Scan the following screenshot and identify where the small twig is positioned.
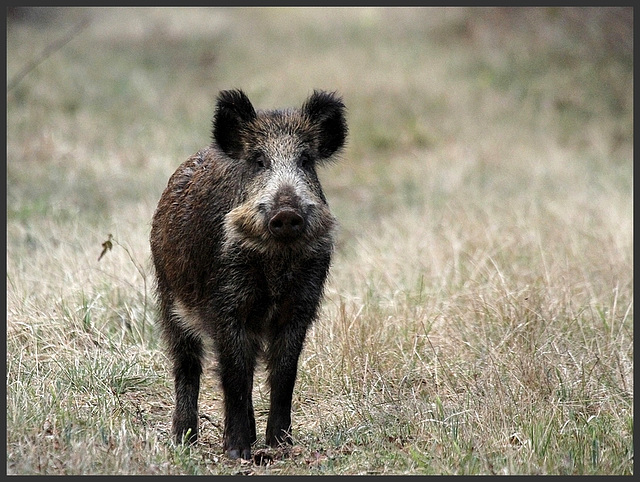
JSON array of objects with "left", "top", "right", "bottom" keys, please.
[
  {"left": 97, "top": 233, "right": 151, "bottom": 339},
  {"left": 8, "top": 15, "right": 91, "bottom": 93},
  {"left": 111, "top": 236, "right": 151, "bottom": 338},
  {"left": 98, "top": 234, "right": 113, "bottom": 262}
]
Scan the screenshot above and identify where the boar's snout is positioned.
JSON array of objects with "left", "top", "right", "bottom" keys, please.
[{"left": 268, "top": 208, "right": 305, "bottom": 240}]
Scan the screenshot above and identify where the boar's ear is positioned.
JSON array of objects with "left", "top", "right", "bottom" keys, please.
[
  {"left": 212, "top": 89, "right": 257, "bottom": 159},
  {"left": 303, "top": 90, "right": 348, "bottom": 160}
]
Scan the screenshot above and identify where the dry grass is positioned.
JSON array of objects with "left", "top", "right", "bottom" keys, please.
[{"left": 6, "top": 7, "right": 632, "bottom": 475}]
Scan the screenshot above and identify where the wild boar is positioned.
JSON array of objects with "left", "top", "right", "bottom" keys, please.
[{"left": 150, "top": 89, "right": 347, "bottom": 460}]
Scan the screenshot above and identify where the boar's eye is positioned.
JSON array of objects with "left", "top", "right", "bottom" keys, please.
[
  {"left": 252, "top": 152, "right": 269, "bottom": 169},
  {"left": 299, "top": 150, "right": 313, "bottom": 168}
]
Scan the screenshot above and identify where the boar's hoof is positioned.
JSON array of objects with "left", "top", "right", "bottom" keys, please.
[
  {"left": 268, "top": 209, "right": 304, "bottom": 240},
  {"left": 227, "top": 447, "right": 252, "bottom": 461}
]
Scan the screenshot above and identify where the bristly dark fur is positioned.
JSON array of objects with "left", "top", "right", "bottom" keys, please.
[
  {"left": 302, "top": 90, "right": 348, "bottom": 159},
  {"left": 212, "top": 89, "right": 257, "bottom": 160},
  {"left": 150, "top": 89, "right": 347, "bottom": 461}
]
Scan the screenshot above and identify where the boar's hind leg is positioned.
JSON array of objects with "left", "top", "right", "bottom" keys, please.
[{"left": 167, "top": 324, "right": 204, "bottom": 445}]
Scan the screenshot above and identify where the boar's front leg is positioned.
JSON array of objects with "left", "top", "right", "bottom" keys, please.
[
  {"left": 215, "top": 322, "right": 258, "bottom": 460},
  {"left": 265, "top": 295, "right": 320, "bottom": 447},
  {"left": 265, "top": 335, "right": 304, "bottom": 446},
  {"left": 265, "top": 259, "right": 330, "bottom": 447}
]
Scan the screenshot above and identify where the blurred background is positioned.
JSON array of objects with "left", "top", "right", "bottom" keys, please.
[
  {"left": 6, "top": 7, "right": 633, "bottom": 475},
  {"left": 7, "top": 7, "right": 632, "bottom": 234},
  {"left": 7, "top": 6, "right": 632, "bottom": 309}
]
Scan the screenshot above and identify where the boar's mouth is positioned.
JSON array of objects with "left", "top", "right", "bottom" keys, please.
[{"left": 222, "top": 202, "right": 335, "bottom": 256}]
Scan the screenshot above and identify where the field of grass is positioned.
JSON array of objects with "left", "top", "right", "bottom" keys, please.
[{"left": 6, "top": 7, "right": 633, "bottom": 475}]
